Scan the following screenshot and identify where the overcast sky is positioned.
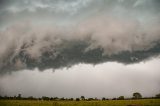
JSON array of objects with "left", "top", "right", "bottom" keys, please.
[{"left": 0, "top": 0, "right": 160, "bottom": 98}]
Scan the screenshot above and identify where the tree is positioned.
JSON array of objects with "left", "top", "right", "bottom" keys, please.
[
  {"left": 155, "top": 93, "right": 160, "bottom": 98},
  {"left": 17, "top": 94, "right": 22, "bottom": 100},
  {"left": 81, "top": 96, "right": 85, "bottom": 100},
  {"left": 53, "top": 97, "right": 59, "bottom": 100},
  {"left": 112, "top": 98, "right": 117, "bottom": 100},
  {"left": 60, "top": 97, "right": 65, "bottom": 100},
  {"left": 133, "top": 92, "right": 142, "bottom": 99},
  {"left": 87, "top": 98, "right": 94, "bottom": 101},
  {"left": 76, "top": 98, "right": 80, "bottom": 101},
  {"left": 42, "top": 96, "right": 50, "bottom": 100},
  {"left": 102, "top": 97, "right": 106, "bottom": 100},
  {"left": 69, "top": 98, "right": 74, "bottom": 101},
  {"left": 118, "top": 96, "right": 124, "bottom": 100}
]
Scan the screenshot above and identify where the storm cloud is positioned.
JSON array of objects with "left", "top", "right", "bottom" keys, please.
[{"left": 0, "top": 0, "right": 160, "bottom": 74}]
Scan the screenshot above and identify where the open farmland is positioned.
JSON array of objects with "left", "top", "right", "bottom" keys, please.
[{"left": 0, "top": 99, "right": 160, "bottom": 106}]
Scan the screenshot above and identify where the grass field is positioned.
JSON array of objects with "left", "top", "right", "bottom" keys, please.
[{"left": 0, "top": 99, "right": 160, "bottom": 106}]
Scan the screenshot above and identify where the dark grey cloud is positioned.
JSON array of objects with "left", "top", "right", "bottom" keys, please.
[
  {"left": 0, "top": 0, "right": 160, "bottom": 74},
  {"left": 0, "top": 23, "right": 160, "bottom": 74}
]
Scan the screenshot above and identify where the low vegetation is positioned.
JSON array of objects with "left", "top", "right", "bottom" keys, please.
[
  {"left": 0, "top": 99, "right": 160, "bottom": 106},
  {"left": 0, "top": 92, "right": 160, "bottom": 106}
]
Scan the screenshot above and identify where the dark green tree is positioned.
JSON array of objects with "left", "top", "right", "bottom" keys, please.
[
  {"left": 17, "top": 94, "right": 22, "bottom": 100},
  {"left": 53, "top": 97, "right": 59, "bottom": 100},
  {"left": 102, "top": 97, "right": 106, "bottom": 100},
  {"left": 81, "top": 96, "right": 85, "bottom": 100},
  {"left": 133, "top": 92, "right": 142, "bottom": 99},
  {"left": 76, "top": 98, "right": 80, "bottom": 101},
  {"left": 155, "top": 93, "right": 160, "bottom": 98},
  {"left": 60, "top": 97, "right": 65, "bottom": 100},
  {"left": 118, "top": 96, "right": 124, "bottom": 100},
  {"left": 42, "top": 96, "right": 50, "bottom": 100},
  {"left": 88, "top": 98, "right": 94, "bottom": 101},
  {"left": 69, "top": 98, "right": 74, "bottom": 101}
]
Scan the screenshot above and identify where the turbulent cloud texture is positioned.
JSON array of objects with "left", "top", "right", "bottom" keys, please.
[{"left": 0, "top": 0, "right": 160, "bottom": 74}]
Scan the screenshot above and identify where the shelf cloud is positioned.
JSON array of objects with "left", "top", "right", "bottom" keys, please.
[{"left": 0, "top": 0, "right": 160, "bottom": 74}]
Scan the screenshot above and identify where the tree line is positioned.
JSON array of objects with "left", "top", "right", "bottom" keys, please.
[{"left": 0, "top": 92, "right": 160, "bottom": 101}]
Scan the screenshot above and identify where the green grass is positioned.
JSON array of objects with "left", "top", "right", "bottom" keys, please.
[{"left": 0, "top": 99, "right": 160, "bottom": 106}]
